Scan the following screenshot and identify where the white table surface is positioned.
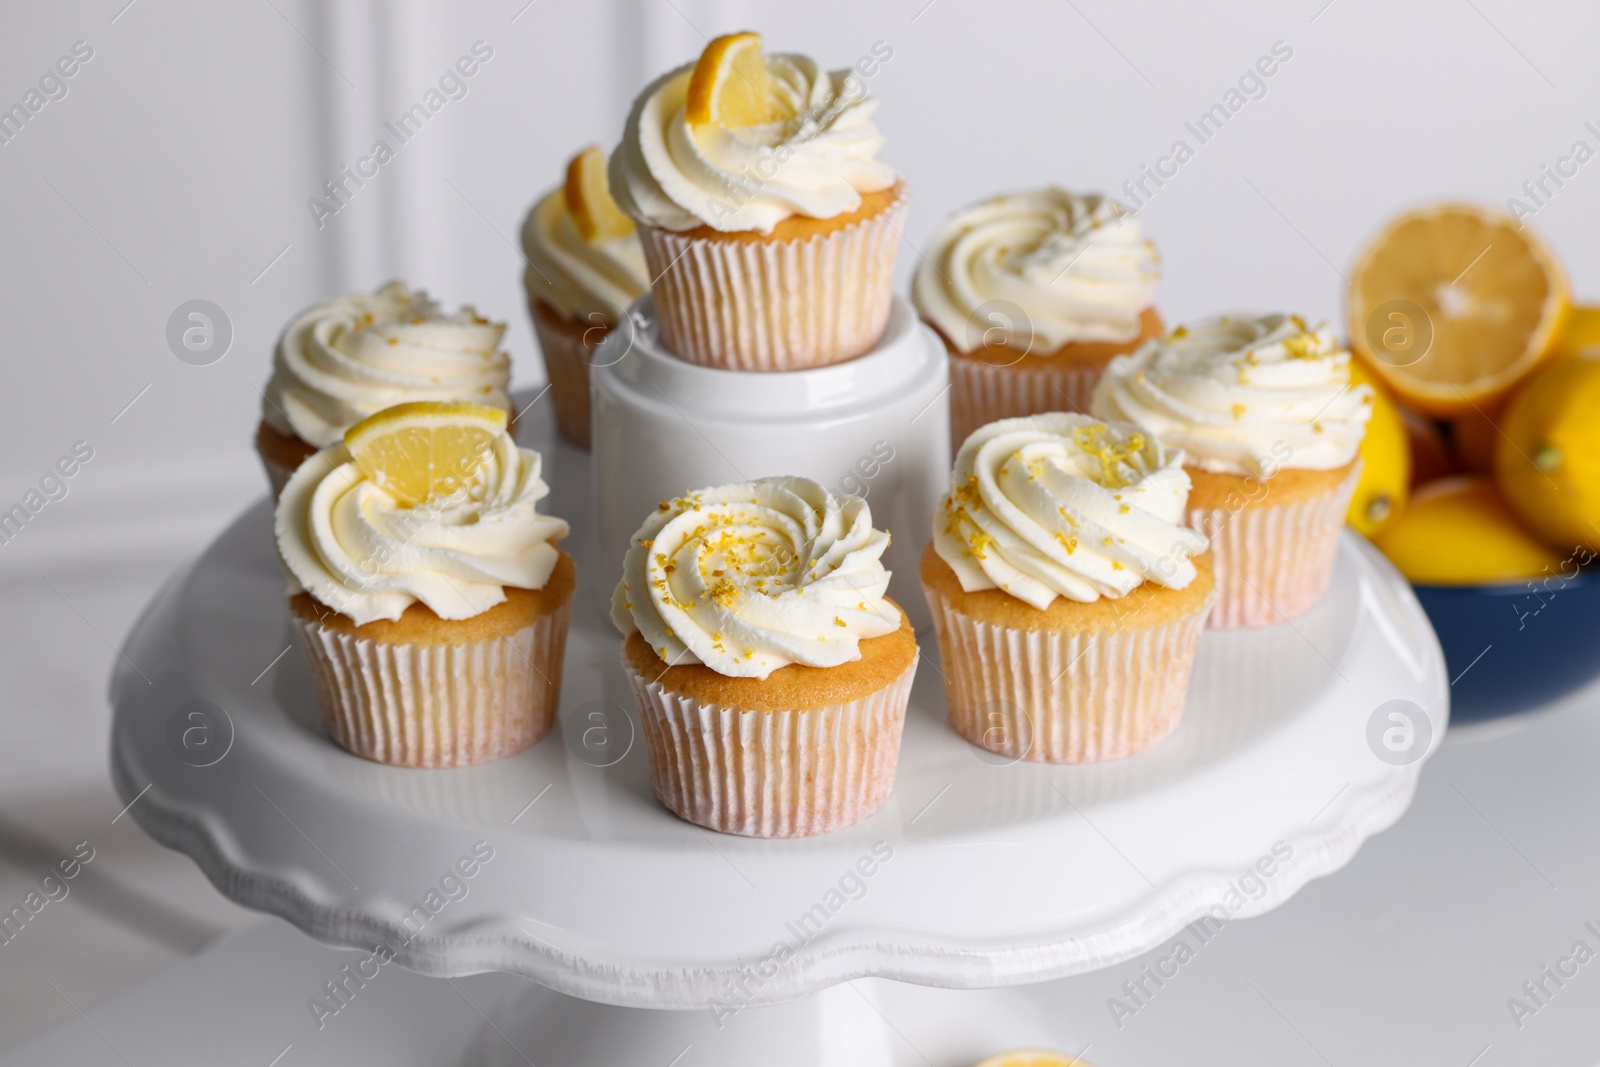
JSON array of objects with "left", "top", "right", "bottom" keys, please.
[{"left": 8, "top": 676, "right": 1598, "bottom": 1066}]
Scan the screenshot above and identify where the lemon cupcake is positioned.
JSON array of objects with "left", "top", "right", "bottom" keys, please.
[
  {"left": 608, "top": 32, "right": 906, "bottom": 372},
  {"left": 258, "top": 281, "right": 513, "bottom": 497},
  {"left": 521, "top": 146, "right": 649, "bottom": 448},
  {"left": 1093, "top": 315, "right": 1371, "bottom": 628},
  {"left": 923, "top": 414, "right": 1214, "bottom": 763},
  {"left": 275, "top": 402, "right": 572, "bottom": 768},
  {"left": 913, "top": 188, "right": 1162, "bottom": 446},
  {"left": 612, "top": 476, "right": 918, "bottom": 837}
]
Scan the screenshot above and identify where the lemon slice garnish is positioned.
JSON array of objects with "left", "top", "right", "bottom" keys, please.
[
  {"left": 563, "top": 145, "right": 634, "bottom": 242},
  {"left": 343, "top": 401, "right": 507, "bottom": 508},
  {"left": 684, "top": 31, "right": 792, "bottom": 128}
]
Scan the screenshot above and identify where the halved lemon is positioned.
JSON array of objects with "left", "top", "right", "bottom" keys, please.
[
  {"left": 1347, "top": 203, "right": 1569, "bottom": 416},
  {"left": 684, "top": 31, "right": 792, "bottom": 127},
  {"left": 564, "top": 145, "right": 634, "bottom": 242},
  {"left": 343, "top": 401, "right": 507, "bottom": 507},
  {"left": 974, "top": 1051, "right": 1093, "bottom": 1067}
]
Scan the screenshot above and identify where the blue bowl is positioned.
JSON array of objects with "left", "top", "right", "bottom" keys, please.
[{"left": 1412, "top": 566, "right": 1600, "bottom": 722}]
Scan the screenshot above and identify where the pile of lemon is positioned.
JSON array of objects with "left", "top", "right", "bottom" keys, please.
[{"left": 1344, "top": 203, "right": 1600, "bottom": 584}]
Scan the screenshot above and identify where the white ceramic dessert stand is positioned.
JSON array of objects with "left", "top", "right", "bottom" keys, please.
[
  {"left": 591, "top": 296, "right": 950, "bottom": 629},
  {"left": 107, "top": 399, "right": 1447, "bottom": 1060}
]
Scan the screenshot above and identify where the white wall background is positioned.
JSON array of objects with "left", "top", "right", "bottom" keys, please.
[{"left": 3, "top": 0, "right": 1599, "bottom": 784}]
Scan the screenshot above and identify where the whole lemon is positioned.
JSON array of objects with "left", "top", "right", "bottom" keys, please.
[
  {"left": 1494, "top": 351, "right": 1600, "bottom": 553},
  {"left": 1554, "top": 305, "right": 1600, "bottom": 356},
  {"left": 1346, "top": 359, "right": 1411, "bottom": 537},
  {"left": 1374, "top": 476, "right": 1562, "bottom": 584}
]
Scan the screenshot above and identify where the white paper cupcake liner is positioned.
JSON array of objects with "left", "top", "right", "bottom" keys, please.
[
  {"left": 636, "top": 189, "right": 908, "bottom": 372},
  {"left": 624, "top": 657, "right": 917, "bottom": 837},
  {"left": 948, "top": 355, "right": 1104, "bottom": 451},
  {"left": 293, "top": 601, "right": 571, "bottom": 768},
  {"left": 1186, "top": 463, "right": 1361, "bottom": 630},
  {"left": 527, "top": 297, "right": 601, "bottom": 449},
  {"left": 925, "top": 586, "right": 1213, "bottom": 763}
]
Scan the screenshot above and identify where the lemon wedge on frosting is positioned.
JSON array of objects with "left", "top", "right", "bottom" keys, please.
[
  {"left": 563, "top": 145, "right": 634, "bottom": 242},
  {"left": 343, "top": 400, "right": 507, "bottom": 508},
  {"left": 685, "top": 31, "right": 792, "bottom": 127}
]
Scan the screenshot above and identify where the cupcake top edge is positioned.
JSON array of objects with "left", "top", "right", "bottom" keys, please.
[
  {"left": 611, "top": 475, "right": 900, "bottom": 680},
  {"left": 1091, "top": 313, "right": 1374, "bottom": 478},
  {"left": 608, "top": 35, "right": 898, "bottom": 236},
  {"left": 274, "top": 413, "right": 569, "bottom": 627},
  {"left": 263, "top": 280, "right": 513, "bottom": 449},
  {"left": 912, "top": 187, "right": 1160, "bottom": 353},
  {"left": 521, "top": 146, "right": 649, "bottom": 325},
  {"left": 934, "top": 413, "right": 1208, "bottom": 610}
]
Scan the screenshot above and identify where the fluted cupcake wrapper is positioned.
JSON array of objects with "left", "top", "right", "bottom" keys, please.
[
  {"left": 624, "top": 658, "right": 917, "bottom": 838},
  {"left": 292, "top": 602, "right": 571, "bottom": 768},
  {"left": 527, "top": 296, "right": 602, "bottom": 449},
  {"left": 1187, "top": 462, "right": 1361, "bottom": 630},
  {"left": 948, "top": 355, "right": 1105, "bottom": 452},
  {"left": 635, "top": 189, "right": 907, "bottom": 372},
  {"left": 925, "top": 587, "right": 1214, "bottom": 764}
]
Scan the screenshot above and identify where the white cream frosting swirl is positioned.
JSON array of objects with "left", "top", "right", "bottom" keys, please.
[
  {"left": 263, "top": 281, "right": 512, "bottom": 448},
  {"left": 521, "top": 189, "right": 649, "bottom": 324},
  {"left": 934, "top": 414, "right": 1206, "bottom": 609},
  {"left": 913, "top": 188, "right": 1159, "bottom": 351},
  {"left": 611, "top": 477, "right": 899, "bottom": 679},
  {"left": 1092, "top": 314, "right": 1373, "bottom": 478},
  {"left": 275, "top": 433, "right": 568, "bottom": 626},
  {"left": 609, "top": 56, "right": 897, "bottom": 234}
]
